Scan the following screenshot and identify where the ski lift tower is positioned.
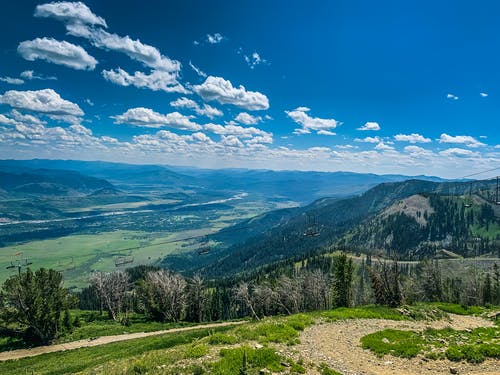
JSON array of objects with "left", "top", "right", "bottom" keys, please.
[{"left": 6, "top": 258, "right": 33, "bottom": 276}]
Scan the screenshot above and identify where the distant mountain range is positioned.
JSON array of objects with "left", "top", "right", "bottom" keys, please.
[
  {"left": 0, "top": 169, "right": 113, "bottom": 196},
  {"left": 0, "top": 159, "right": 447, "bottom": 203}
]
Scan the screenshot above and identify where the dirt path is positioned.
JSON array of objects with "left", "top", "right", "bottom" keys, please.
[
  {"left": 289, "top": 314, "right": 498, "bottom": 375},
  {"left": 0, "top": 320, "right": 247, "bottom": 362}
]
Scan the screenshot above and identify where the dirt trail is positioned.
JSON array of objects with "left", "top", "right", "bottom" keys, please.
[
  {"left": 290, "top": 314, "right": 498, "bottom": 375},
  {"left": 0, "top": 320, "right": 246, "bottom": 362}
]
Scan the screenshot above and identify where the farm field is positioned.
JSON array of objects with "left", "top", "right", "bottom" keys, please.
[{"left": 0, "top": 229, "right": 209, "bottom": 289}]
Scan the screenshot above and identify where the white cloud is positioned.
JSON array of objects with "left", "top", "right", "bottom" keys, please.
[
  {"left": 394, "top": 133, "right": 431, "bottom": 143},
  {"left": 317, "top": 130, "right": 336, "bottom": 136},
  {"left": 102, "top": 68, "right": 187, "bottom": 93},
  {"left": 38, "top": 2, "right": 180, "bottom": 75},
  {"left": 439, "top": 148, "right": 479, "bottom": 157},
  {"left": 0, "top": 77, "right": 24, "bottom": 85},
  {"left": 244, "top": 52, "right": 266, "bottom": 69},
  {"left": 235, "top": 112, "right": 262, "bottom": 125},
  {"left": 170, "top": 97, "right": 223, "bottom": 119},
  {"left": 10, "top": 110, "right": 46, "bottom": 125},
  {"left": 438, "top": 133, "right": 485, "bottom": 148},
  {"left": 204, "top": 123, "right": 272, "bottom": 141},
  {"left": 189, "top": 61, "right": 207, "bottom": 78},
  {"left": 0, "top": 114, "right": 18, "bottom": 126},
  {"left": 80, "top": 29, "right": 180, "bottom": 72},
  {"left": 404, "top": 145, "right": 432, "bottom": 156},
  {"left": 18, "top": 38, "right": 97, "bottom": 70},
  {"left": 374, "top": 142, "right": 394, "bottom": 151},
  {"left": 480, "top": 92, "right": 488, "bottom": 97},
  {"left": 354, "top": 136, "right": 381, "bottom": 143},
  {"left": 221, "top": 135, "right": 244, "bottom": 148},
  {"left": 113, "top": 107, "right": 202, "bottom": 131},
  {"left": 20, "top": 70, "right": 57, "bottom": 81},
  {"left": 206, "top": 33, "right": 224, "bottom": 44},
  {"left": 357, "top": 121, "right": 380, "bottom": 131},
  {"left": 0, "top": 89, "right": 83, "bottom": 116},
  {"left": 35, "top": 1, "right": 107, "bottom": 27},
  {"left": 285, "top": 107, "right": 340, "bottom": 135},
  {"left": 447, "top": 93, "right": 459, "bottom": 100},
  {"left": 85, "top": 98, "right": 94, "bottom": 106},
  {"left": 193, "top": 76, "right": 269, "bottom": 111}
]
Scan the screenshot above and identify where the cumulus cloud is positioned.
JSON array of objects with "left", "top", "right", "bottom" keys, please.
[
  {"left": 10, "top": 110, "right": 46, "bottom": 125},
  {"left": 480, "top": 92, "right": 488, "bottom": 97},
  {"left": 204, "top": 123, "right": 272, "bottom": 141},
  {"left": 170, "top": 97, "right": 223, "bottom": 119},
  {"left": 234, "top": 112, "right": 262, "bottom": 125},
  {"left": 0, "top": 77, "right": 24, "bottom": 85},
  {"left": 357, "top": 121, "right": 380, "bottom": 131},
  {"left": 439, "top": 148, "right": 479, "bottom": 157},
  {"left": 35, "top": 1, "right": 107, "bottom": 27},
  {"left": 20, "top": 70, "right": 57, "bottom": 81},
  {"left": 18, "top": 38, "right": 97, "bottom": 70},
  {"left": 374, "top": 142, "right": 394, "bottom": 151},
  {"left": 189, "top": 61, "right": 207, "bottom": 78},
  {"left": 317, "top": 130, "right": 336, "bottom": 136},
  {"left": 285, "top": 107, "right": 340, "bottom": 135},
  {"left": 102, "top": 68, "right": 187, "bottom": 93},
  {"left": 36, "top": 1, "right": 182, "bottom": 88},
  {"left": 193, "top": 76, "right": 269, "bottom": 111},
  {"left": 206, "top": 33, "right": 224, "bottom": 44},
  {"left": 447, "top": 93, "right": 459, "bottom": 100},
  {"left": 0, "top": 89, "right": 83, "bottom": 116},
  {"left": 438, "top": 133, "right": 485, "bottom": 148},
  {"left": 113, "top": 107, "right": 202, "bottom": 131},
  {"left": 221, "top": 135, "right": 244, "bottom": 148},
  {"left": 404, "top": 145, "right": 432, "bottom": 156},
  {"left": 354, "top": 136, "right": 381, "bottom": 143},
  {"left": 80, "top": 29, "right": 180, "bottom": 72},
  {"left": 394, "top": 133, "right": 431, "bottom": 143}
]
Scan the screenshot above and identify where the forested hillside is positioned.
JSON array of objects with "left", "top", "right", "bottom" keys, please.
[
  {"left": 340, "top": 193, "right": 500, "bottom": 258},
  {"left": 161, "top": 179, "right": 500, "bottom": 276}
]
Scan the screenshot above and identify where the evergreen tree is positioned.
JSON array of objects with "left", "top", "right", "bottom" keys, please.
[{"left": 0, "top": 268, "right": 73, "bottom": 344}]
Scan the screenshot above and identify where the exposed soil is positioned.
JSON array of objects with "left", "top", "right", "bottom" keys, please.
[{"left": 286, "top": 314, "right": 498, "bottom": 375}]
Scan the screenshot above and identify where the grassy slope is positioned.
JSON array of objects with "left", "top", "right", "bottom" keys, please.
[{"left": 0, "top": 304, "right": 457, "bottom": 375}]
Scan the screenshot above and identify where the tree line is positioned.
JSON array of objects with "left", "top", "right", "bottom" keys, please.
[{"left": 1, "top": 253, "right": 499, "bottom": 345}]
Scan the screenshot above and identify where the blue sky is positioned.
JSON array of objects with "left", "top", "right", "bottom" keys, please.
[{"left": 0, "top": 0, "right": 499, "bottom": 178}]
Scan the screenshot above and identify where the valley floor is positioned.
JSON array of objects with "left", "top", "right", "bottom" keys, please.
[{"left": 290, "top": 314, "right": 498, "bottom": 374}]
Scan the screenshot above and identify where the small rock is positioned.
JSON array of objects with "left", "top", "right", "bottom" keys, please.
[
  {"left": 384, "top": 361, "right": 393, "bottom": 365},
  {"left": 259, "top": 369, "right": 271, "bottom": 375},
  {"left": 280, "top": 361, "right": 291, "bottom": 367},
  {"left": 382, "top": 338, "right": 390, "bottom": 344},
  {"left": 255, "top": 343, "right": 264, "bottom": 349},
  {"left": 450, "top": 367, "right": 458, "bottom": 374}
]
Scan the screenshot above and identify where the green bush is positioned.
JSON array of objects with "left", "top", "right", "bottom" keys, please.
[
  {"left": 361, "top": 329, "right": 425, "bottom": 358},
  {"left": 208, "top": 333, "right": 238, "bottom": 345},
  {"left": 210, "top": 346, "right": 283, "bottom": 374},
  {"left": 185, "top": 344, "right": 209, "bottom": 358}
]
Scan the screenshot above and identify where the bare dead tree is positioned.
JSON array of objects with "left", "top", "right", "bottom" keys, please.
[
  {"left": 233, "top": 282, "right": 260, "bottom": 320},
  {"left": 301, "top": 269, "right": 331, "bottom": 311},
  {"left": 252, "top": 283, "right": 276, "bottom": 317},
  {"left": 186, "top": 274, "right": 207, "bottom": 322},
  {"left": 141, "top": 270, "right": 187, "bottom": 322},
  {"left": 275, "top": 276, "right": 303, "bottom": 314},
  {"left": 91, "top": 270, "right": 130, "bottom": 321}
]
